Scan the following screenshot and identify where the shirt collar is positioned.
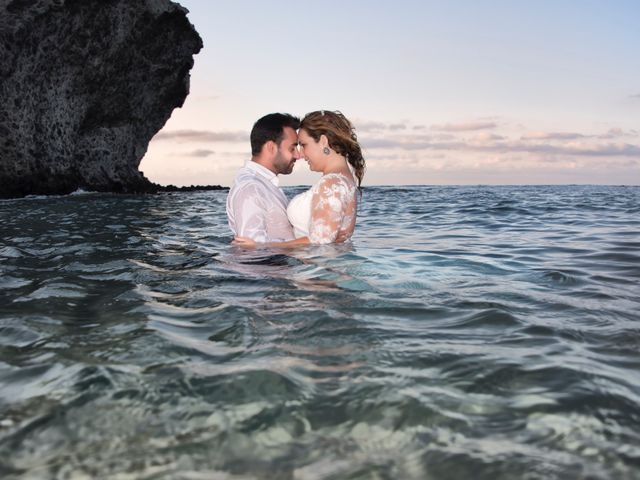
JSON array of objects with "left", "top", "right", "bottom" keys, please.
[{"left": 246, "top": 160, "right": 279, "bottom": 187}]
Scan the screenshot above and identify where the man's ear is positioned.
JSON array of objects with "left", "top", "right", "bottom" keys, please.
[{"left": 264, "top": 140, "right": 277, "bottom": 157}]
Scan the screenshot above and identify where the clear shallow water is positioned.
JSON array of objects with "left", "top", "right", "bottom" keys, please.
[{"left": 1, "top": 185, "right": 639, "bottom": 479}]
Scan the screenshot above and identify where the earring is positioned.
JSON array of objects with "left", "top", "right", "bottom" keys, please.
[{"left": 323, "top": 147, "right": 330, "bottom": 155}]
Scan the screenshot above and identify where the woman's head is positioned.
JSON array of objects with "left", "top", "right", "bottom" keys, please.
[{"left": 299, "top": 110, "right": 365, "bottom": 188}]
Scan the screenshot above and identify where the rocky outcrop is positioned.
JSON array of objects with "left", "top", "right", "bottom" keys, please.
[{"left": 0, "top": 0, "right": 202, "bottom": 198}]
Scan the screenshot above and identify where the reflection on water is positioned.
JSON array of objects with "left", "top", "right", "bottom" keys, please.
[{"left": 1, "top": 186, "right": 639, "bottom": 479}]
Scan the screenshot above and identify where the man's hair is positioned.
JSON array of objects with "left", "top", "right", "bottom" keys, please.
[{"left": 250, "top": 113, "right": 300, "bottom": 156}]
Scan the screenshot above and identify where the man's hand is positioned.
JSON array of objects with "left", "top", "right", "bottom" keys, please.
[{"left": 233, "top": 236, "right": 258, "bottom": 248}]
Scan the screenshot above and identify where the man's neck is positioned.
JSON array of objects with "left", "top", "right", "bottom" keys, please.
[{"left": 251, "top": 156, "right": 277, "bottom": 175}]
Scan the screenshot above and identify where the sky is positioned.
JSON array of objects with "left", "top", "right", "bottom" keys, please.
[{"left": 140, "top": 1, "right": 640, "bottom": 187}]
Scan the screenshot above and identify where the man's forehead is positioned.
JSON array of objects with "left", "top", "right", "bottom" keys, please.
[{"left": 283, "top": 127, "right": 298, "bottom": 142}]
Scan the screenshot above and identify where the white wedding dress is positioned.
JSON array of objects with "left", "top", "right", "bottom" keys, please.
[{"left": 287, "top": 173, "right": 357, "bottom": 244}]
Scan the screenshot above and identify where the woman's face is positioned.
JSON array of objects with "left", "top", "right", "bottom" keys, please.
[{"left": 298, "top": 129, "right": 325, "bottom": 172}]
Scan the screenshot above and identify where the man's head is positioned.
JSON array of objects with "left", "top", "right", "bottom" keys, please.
[{"left": 250, "top": 113, "right": 301, "bottom": 175}]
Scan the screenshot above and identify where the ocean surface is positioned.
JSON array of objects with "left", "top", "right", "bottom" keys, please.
[{"left": 1, "top": 185, "right": 639, "bottom": 479}]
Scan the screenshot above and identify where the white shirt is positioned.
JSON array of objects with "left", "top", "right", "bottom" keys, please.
[{"left": 226, "top": 161, "right": 295, "bottom": 242}]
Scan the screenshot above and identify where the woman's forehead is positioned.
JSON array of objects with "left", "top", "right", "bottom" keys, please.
[{"left": 298, "top": 129, "right": 312, "bottom": 140}]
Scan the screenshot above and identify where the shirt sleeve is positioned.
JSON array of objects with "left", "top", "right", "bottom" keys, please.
[
  {"left": 230, "top": 184, "right": 269, "bottom": 242},
  {"left": 309, "top": 175, "right": 349, "bottom": 244}
]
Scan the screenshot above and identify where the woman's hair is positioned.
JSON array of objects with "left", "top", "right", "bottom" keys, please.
[{"left": 300, "top": 110, "right": 365, "bottom": 189}]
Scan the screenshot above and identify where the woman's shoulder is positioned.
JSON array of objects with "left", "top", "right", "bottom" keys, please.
[
  {"left": 311, "top": 173, "right": 357, "bottom": 204},
  {"left": 316, "top": 172, "right": 356, "bottom": 189}
]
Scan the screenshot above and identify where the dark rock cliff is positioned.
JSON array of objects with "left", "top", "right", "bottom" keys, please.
[{"left": 0, "top": 0, "right": 203, "bottom": 198}]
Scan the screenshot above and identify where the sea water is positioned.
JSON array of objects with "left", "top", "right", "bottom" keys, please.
[{"left": 0, "top": 185, "right": 639, "bottom": 479}]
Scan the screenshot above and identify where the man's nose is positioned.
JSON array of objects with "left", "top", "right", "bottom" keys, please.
[{"left": 294, "top": 146, "right": 302, "bottom": 159}]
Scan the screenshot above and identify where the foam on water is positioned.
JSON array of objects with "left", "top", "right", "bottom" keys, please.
[{"left": 0, "top": 186, "right": 639, "bottom": 479}]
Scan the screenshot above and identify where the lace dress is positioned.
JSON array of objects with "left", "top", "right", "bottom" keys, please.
[{"left": 287, "top": 173, "right": 357, "bottom": 244}]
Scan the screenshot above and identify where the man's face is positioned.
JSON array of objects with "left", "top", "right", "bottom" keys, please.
[{"left": 272, "top": 127, "right": 300, "bottom": 175}]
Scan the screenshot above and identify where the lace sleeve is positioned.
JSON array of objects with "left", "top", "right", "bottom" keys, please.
[{"left": 309, "top": 175, "right": 349, "bottom": 244}]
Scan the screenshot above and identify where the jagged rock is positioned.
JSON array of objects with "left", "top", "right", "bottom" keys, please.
[{"left": 0, "top": 0, "right": 202, "bottom": 198}]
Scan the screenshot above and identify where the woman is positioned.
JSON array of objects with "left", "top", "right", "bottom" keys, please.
[{"left": 234, "top": 110, "right": 365, "bottom": 248}]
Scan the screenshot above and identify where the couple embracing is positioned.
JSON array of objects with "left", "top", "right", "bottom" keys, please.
[{"left": 227, "top": 111, "right": 365, "bottom": 248}]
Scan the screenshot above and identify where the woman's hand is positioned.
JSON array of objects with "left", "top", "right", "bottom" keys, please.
[{"left": 233, "top": 236, "right": 257, "bottom": 248}]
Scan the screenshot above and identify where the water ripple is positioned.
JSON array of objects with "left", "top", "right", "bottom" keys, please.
[{"left": 0, "top": 187, "right": 639, "bottom": 478}]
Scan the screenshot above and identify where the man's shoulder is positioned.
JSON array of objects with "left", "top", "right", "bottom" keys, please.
[
  {"left": 228, "top": 173, "right": 267, "bottom": 208},
  {"left": 232, "top": 164, "right": 253, "bottom": 180},
  {"left": 232, "top": 171, "right": 266, "bottom": 194},
  {"left": 233, "top": 165, "right": 268, "bottom": 186}
]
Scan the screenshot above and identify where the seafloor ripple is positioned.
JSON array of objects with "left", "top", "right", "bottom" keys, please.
[{"left": 0, "top": 186, "right": 639, "bottom": 479}]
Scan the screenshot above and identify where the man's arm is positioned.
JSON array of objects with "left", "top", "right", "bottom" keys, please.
[{"left": 228, "top": 184, "right": 269, "bottom": 242}]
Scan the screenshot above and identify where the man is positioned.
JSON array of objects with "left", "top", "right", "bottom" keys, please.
[{"left": 226, "top": 113, "right": 301, "bottom": 242}]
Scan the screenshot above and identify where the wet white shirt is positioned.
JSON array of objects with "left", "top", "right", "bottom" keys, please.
[{"left": 226, "top": 161, "right": 295, "bottom": 242}]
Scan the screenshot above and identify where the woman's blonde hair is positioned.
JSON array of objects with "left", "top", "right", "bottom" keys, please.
[{"left": 300, "top": 110, "right": 365, "bottom": 189}]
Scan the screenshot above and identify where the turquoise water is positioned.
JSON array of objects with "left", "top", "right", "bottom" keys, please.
[{"left": 1, "top": 186, "right": 639, "bottom": 479}]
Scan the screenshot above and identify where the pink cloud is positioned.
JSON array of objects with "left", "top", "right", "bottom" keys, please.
[
  {"left": 153, "top": 130, "right": 247, "bottom": 143},
  {"left": 521, "top": 131, "right": 585, "bottom": 140},
  {"left": 431, "top": 121, "right": 497, "bottom": 132}
]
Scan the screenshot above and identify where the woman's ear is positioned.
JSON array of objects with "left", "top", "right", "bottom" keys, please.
[{"left": 320, "top": 134, "right": 329, "bottom": 148}]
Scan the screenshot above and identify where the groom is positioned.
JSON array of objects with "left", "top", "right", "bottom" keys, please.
[{"left": 226, "top": 113, "right": 301, "bottom": 242}]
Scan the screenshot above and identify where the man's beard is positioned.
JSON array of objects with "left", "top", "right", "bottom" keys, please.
[{"left": 274, "top": 155, "right": 295, "bottom": 175}]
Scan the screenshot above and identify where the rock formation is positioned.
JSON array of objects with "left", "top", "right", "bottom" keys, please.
[{"left": 0, "top": 0, "right": 203, "bottom": 198}]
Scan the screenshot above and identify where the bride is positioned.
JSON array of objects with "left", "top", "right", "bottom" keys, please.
[{"left": 234, "top": 110, "right": 365, "bottom": 247}]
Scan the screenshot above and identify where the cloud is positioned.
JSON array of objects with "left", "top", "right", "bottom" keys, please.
[
  {"left": 151, "top": 120, "right": 639, "bottom": 177},
  {"left": 185, "top": 149, "right": 216, "bottom": 158},
  {"left": 355, "top": 120, "right": 409, "bottom": 132},
  {"left": 361, "top": 133, "right": 640, "bottom": 158},
  {"left": 361, "top": 138, "right": 414, "bottom": 149},
  {"left": 522, "top": 128, "right": 637, "bottom": 141},
  {"left": 598, "top": 127, "right": 624, "bottom": 139},
  {"left": 500, "top": 140, "right": 640, "bottom": 158},
  {"left": 354, "top": 120, "right": 388, "bottom": 132},
  {"left": 521, "top": 131, "right": 585, "bottom": 140},
  {"left": 431, "top": 121, "right": 497, "bottom": 132},
  {"left": 153, "top": 130, "right": 247, "bottom": 143},
  {"left": 597, "top": 127, "right": 638, "bottom": 139},
  {"left": 525, "top": 142, "right": 640, "bottom": 157},
  {"left": 361, "top": 136, "right": 466, "bottom": 151},
  {"left": 471, "top": 132, "right": 506, "bottom": 142},
  {"left": 432, "top": 133, "right": 458, "bottom": 141},
  {"left": 629, "top": 94, "right": 640, "bottom": 99},
  {"left": 356, "top": 120, "right": 500, "bottom": 134},
  {"left": 516, "top": 141, "right": 639, "bottom": 157}
]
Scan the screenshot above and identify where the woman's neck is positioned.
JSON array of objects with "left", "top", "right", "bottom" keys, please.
[
  {"left": 323, "top": 155, "right": 349, "bottom": 174},
  {"left": 322, "top": 157, "right": 355, "bottom": 184}
]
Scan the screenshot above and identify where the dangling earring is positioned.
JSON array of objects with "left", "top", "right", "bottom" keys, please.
[{"left": 323, "top": 147, "right": 330, "bottom": 155}]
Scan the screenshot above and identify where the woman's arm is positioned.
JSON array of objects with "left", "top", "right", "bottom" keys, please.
[
  {"left": 308, "top": 176, "right": 348, "bottom": 244},
  {"left": 233, "top": 236, "right": 310, "bottom": 249}
]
